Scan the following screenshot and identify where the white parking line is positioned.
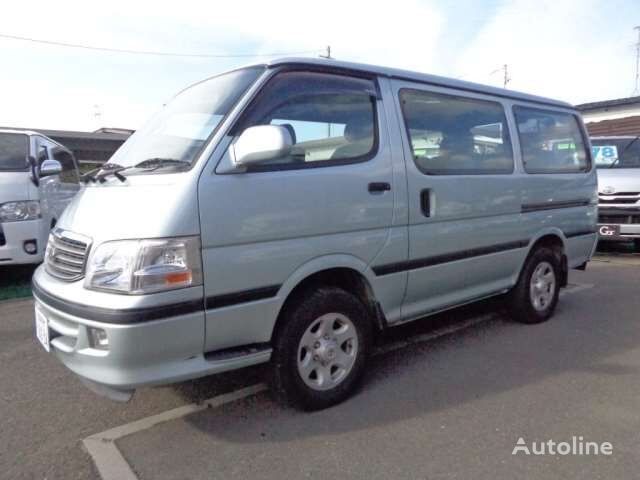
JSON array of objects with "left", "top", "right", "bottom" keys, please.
[
  {"left": 84, "top": 282, "right": 594, "bottom": 480},
  {"left": 83, "top": 384, "right": 267, "bottom": 480}
]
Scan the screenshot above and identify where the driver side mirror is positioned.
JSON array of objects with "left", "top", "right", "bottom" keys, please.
[
  {"left": 230, "top": 125, "right": 293, "bottom": 168},
  {"left": 39, "top": 159, "right": 63, "bottom": 178}
]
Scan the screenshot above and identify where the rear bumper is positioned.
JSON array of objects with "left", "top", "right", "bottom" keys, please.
[
  {"left": 0, "top": 219, "right": 45, "bottom": 265},
  {"left": 31, "top": 272, "right": 271, "bottom": 393}
]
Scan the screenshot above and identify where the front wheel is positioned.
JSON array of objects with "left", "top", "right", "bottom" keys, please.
[
  {"left": 270, "top": 287, "right": 372, "bottom": 411},
  {"left": 508, "top": 247, "right": 561, "bottom": 324}
]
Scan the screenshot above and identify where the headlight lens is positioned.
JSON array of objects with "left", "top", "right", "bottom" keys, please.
[
  {"left": 0, "top": 201, "right": 41, "bottom": 222},
  {"left": 85, "top": 236, "right": 202, "bottom": 294}
]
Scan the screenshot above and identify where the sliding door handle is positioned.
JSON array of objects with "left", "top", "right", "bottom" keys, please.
[
  {"left": 368, "top": 182, "right": 391, "bottom": 193},
  {"left": 421, "top": 189, "right": 431, "bottom": 217}
]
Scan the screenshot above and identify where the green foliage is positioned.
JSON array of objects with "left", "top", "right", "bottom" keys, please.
[{"left": 0, "top": 265, "right": 36, "bottom": 301}]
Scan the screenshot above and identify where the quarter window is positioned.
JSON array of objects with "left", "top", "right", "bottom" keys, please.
[
  {"left": 513, "top": 107, "right": 589, "bottom": 173},
  {"left": 399, "top": 89, "right": 514, "bottom": 175},
  {"left": 236, "top": 71, "right": 378, "bottom": 170}
]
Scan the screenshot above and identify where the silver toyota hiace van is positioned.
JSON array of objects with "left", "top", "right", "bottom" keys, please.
[
  {"left": 0, "top": 130, "right": 80, "bottom": 265},
  {"left": 32, "top": 58, "right": 597, "bottom": 410},
  {"left": 591, "top": 136, "right": 640, "bottom": 250}
]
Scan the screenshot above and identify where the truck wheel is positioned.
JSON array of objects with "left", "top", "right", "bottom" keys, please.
[
  {"left": 270, "top": 286, "right": 372, "bottom": 411},
  {"left": 508, "top": 247, "right": 561, "bottom": 324}
]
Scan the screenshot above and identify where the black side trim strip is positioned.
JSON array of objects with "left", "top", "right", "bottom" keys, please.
[
  {"left": 32, "top": 280, "right": 203, "bottom": 325},
  {"left": 373, "top": 240, "right": 529, "bottom": 276},
  {"left": 206, "top": 285, "right": 280, "bottom": 310},
  {"left": 204, "top": 342, "right": 271, "bottom": 361},
  {"left": 521, "top": 199, "right": 591, "bottom": 213},
  {"left": 565, "top": 229, "right": 597, "bottom": 238}
]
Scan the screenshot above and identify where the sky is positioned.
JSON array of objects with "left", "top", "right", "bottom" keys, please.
[{"left": 0, "top": 0, "right": 638, "bottom": 132}]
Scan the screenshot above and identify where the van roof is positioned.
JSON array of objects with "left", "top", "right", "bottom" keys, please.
[
  {"left": 0, "top": 128, "right": 41, "bottom": 136},
  {"left": 246, "top": 57, "right": 573, "bottom": 109}
]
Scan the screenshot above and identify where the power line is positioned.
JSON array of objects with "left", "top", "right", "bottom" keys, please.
[{"left": 0, "top": 33, "right": 321, "bottom": 58}]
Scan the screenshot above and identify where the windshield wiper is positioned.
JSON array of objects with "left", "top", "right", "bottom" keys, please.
[
  {"left": 82, "top": 159, "right": 190, "bottom": 183},
  {"left": 608, "top": 136, "right": 640, "bottom": 169},
  {"left": 133, "top": 158, "right": 190, "bottom": 171},
  {"left": 82, "top": 163, "right": 127, "bottom": 183}
]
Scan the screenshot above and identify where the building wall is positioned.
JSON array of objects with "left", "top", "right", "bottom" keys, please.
[
  {"left": 578, "top": 99, "right": 640, "bottom": 137},
  {"left": 581, "top": 104, "right": 640, "bottom": 124}
]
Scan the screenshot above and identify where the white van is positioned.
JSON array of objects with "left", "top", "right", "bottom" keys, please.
[
  {"left": 32, "top": 58, "right": 597, "bottom": 410},
  {"left": 0, "top": 130, "right": 80, "bottom": 265}
]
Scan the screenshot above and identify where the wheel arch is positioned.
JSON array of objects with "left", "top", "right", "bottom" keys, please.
[
  {"left": 271, "top": 255, "right": 386, "bottom": 343},
  {"left": 519, "top": 229, "right": 568, "bottom": 287}
]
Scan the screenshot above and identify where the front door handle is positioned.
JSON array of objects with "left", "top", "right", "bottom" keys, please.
[{"left": 368, "top": 182, "right": 391, "bottom": 193}]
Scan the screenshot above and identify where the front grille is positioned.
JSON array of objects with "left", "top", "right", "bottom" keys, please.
[
  {"left": 599, "top": 198, "right": 639, "bottom": 204},
  {"left": 45, "top": 229, "right": 91, "bottom": 281},
  {"left": 599, "top": 214, "right": 640, "bottom": 225},
  {"left": 598, "top": 192, "right": 640, "bottom": 206}
]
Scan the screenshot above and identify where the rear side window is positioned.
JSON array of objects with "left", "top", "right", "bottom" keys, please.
[
  {"left": 399, "top": 89, "right": 514, "bottom": 175},
  {"left": 236, "top": 71, "right": 378, "bottom": 170},
  {"left": 513, "top": 107, "right": 589, "bottom": 173}
]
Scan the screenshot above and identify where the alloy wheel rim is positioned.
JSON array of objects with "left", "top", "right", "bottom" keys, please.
[
  {"left": 297, "top": 313, "right": 359, "bottom": 391},
  {"left": 529, "top": 261, "right": 556, "bottom": 312}
]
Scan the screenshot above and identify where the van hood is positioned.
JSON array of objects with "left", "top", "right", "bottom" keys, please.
[
  {"left": 0, "top": 172, "right": 30, "bottom": 204},
  {"left": 596, "top": 168, "right": 640, "bottom": 194},
  {"left": 57, "top": 174, "right": 200, "bottom": 245}
]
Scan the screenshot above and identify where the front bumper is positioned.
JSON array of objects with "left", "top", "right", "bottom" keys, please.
[
  {"left": 0, "top": 219, "right": 45, "bottom": 265},
  {"left": 597, "top": 208, "right": 640, "bottom": 240},
  {"left": 32, "top": 267, "right": 271, "bottom": 394}
]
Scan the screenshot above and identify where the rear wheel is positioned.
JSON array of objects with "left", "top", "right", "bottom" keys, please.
[
  {"left": 270, "top": 286, "right": 372, "bottom": 411},
  {"left": 508, "top": 247, "right": 561, "bottom": 324}
]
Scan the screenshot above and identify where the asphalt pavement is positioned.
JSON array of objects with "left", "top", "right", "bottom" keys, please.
[{"left": 2, "top": 251, "right": 640, "bottom": 480}]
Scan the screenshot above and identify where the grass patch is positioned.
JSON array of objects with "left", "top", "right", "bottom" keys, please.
[{"left": 0, "top": 264, "right": 37, "bottom": 301}]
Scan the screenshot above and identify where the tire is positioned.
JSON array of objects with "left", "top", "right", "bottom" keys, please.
[
  {"left": 270, "top": 286, "right": 372, "bottom": 411},
  {"left": 508, "top": 247, "right": 561, "bottom": 324},
  {"left": 634, "top": 239, "right": 640, "bottom": 253}
]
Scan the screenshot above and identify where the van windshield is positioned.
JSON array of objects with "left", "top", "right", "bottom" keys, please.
[
  {"left": 0, "top": 133, "right": 28, "bottom": 171},
  {"left": 108, "top": 67, "right": 264, "bottom": 172},
  {"left": 591, "top": 137, "right": 640, "bottom": 168}
]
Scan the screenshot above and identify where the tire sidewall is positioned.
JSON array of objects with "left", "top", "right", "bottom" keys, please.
[
  {"left": 513, "top": 247, "right": 561, "bottom": 323},
  {"left": 272, "top": 287, "right": 372, "bottom": 410}
]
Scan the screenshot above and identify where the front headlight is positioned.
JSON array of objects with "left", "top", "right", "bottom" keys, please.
[
  {"left": 85, "top": 236, "right": 203, "bottom": 294},
  {"left": 0, "top": 201, "right": 41, "bottom": 222}
]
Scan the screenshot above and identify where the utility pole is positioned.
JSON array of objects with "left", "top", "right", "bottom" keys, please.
[
  {"left": 501, "top": 64, "right": 510, "bottom": 88},
  {"left": 633, "top": 26, "right": 640, "bottom": 96},
  {"left": 320, "top": 45, "right": 332, "bottom": 59},
  {"left": 92, "top": 104, "right": 102, "bottom": 129},
  {"left": 491, "top": 64, "right": 510, "bottom": 88}
]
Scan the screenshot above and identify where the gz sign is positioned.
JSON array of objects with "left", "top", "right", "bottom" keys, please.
[{"left": 598, "top": 225, "right": 619, "bottom": 237}]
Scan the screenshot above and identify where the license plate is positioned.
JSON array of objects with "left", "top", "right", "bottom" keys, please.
[
  {"left": 598, "top": 224, "right": 621, "bottom": 238},
  {"left": 35, "top": 306, "right": 50, "bottom": 352}
]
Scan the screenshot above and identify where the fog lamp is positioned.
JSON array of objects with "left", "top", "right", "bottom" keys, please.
[
  {"left": 23, "top": 240, "right": 37, "bottom": 255},
  {"left": 88, "top": 327, "right": 109, "bottom": 350}
]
